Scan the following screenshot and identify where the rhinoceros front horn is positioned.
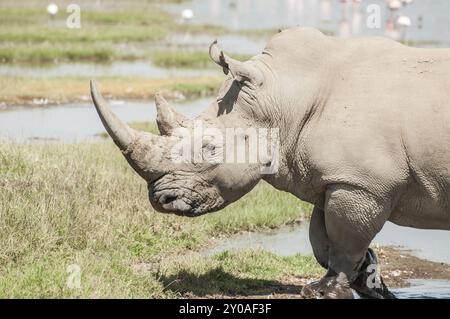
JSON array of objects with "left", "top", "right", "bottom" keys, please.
[
  {"left": 155, "top": 93, "right": 187, "bottom": 135},
  {"left": 90, "top": 80, "right": 136, "bottom": 150},
  {"left": 91, "top": 80, "right": 173, "bottom": 182},
  {"left": 209, "top": 40, "right": 263, "bottom": 85}
]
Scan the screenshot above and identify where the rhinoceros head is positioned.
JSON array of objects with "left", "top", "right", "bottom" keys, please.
[{"left": 91, "top": 42, "right": 276, "bottom": 217}]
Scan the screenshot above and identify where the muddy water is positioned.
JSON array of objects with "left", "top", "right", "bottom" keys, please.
[
  {"left": 206, "top": 220, "right": 450, "bottom": 298},
  {"left": 164, "top": 0, "right": 450, "bottom": 45},
  {"left": 0, "top": 98, "right": 209, "bottom": 142}
]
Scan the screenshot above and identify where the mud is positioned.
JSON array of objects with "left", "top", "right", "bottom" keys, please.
[{"left": 187, "top": 246, "right": 450, "bottom": 299}]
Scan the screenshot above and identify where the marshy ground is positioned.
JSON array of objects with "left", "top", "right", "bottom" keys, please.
[{"left": 0, "top": 0, "right": 262, "bottom": 107}]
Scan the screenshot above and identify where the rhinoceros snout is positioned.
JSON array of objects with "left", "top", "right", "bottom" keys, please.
[
  {"left": 147, "top": 174, "right": 227, "bottom": 217},
  {"left": 147, "top": 181, "right": 200, "bottom": 217}
]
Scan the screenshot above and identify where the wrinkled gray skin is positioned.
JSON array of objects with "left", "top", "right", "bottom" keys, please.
[{"left": 91, "top": 27, "right": 450, "bottom": 299}]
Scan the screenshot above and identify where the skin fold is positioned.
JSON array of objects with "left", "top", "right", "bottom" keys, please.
[{"left": 91, "top": 27, "right": 450, "bottom": 298}]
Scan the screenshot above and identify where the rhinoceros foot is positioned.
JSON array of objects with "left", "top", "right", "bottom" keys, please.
[
  {"left": 350, "top": 248, "right": 396, "bottom": 299},
  {"left": 301, "top": 273, "right": 355, "bottom": 299},
  {"left": 301, "top": 248, "right": 396, "bottom": 299}
]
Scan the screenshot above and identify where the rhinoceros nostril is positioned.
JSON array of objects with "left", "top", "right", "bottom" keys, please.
[{"left": 161, "top": 195, "right": 177, "bottom": 205}]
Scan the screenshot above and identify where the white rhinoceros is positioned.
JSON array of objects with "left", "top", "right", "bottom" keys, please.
[{"left": 91, "top": 27, "right": 450, "bottom": 298}]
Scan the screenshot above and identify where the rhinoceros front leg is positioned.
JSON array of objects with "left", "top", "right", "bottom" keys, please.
[
  {"left": 302, "top": 184, "right": 394, "bottom": 299},
  {"left": 309, "top": 206, "right": 329, "bottom": 269}
]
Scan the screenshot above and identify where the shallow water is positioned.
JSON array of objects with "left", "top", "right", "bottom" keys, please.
[
  {"left": 0, "top": 61, "right": 219, "bottom": 79},
  {"left": 206, "top": 222, "right": 312, "bottom": 257},
  {"left": 0, "top": 98, "right": 209, "bottom": 142},
  {"left": 0, "top": 33, "right": 265, "bottom": 79},
  {"left": 207, "top": 221, "right": 450, "bottom": 264},
  {"left": 393, "top": 279, "right": 450, "bottom": 299},
  {"left": 165, "top": 0, "right": 450, "bottom": 45},
  {"left": 206, "top": 220, "right": 450, "bottom": 298}
]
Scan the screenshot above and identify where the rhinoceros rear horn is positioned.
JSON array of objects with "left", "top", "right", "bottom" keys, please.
[
  {"left": 155, "top": 93, "right": 187, "bottom": 135},
  {"left": 90, "top": 80, "right": 136, "bottom": 150},
  {"left": 209, "top": 40, "right": 263, "bottom": 85}
]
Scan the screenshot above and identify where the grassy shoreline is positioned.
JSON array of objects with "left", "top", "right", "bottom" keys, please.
[{"left": 0, "top": 76, "right": 222, "bottom": 106}]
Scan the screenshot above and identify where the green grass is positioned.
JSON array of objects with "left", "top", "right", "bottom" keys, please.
[
  {"left": 131, "top": 122, "right": 160, "bottom": 135},
  {"left": 0, "top": 4, "right": 173, "bottom": 43},
  {"left": 159, "top": 250, "right": 324, "bottom": 297},
  {"left": 0, "top": 4, "right": 237, "bottom": 65},
  {"left": 168, "top": 79, "right": 222, "bottom": 96},
  {"left": 0, "top": 5, "right": 171, "bottom": 64},
  {"left": 0, "top": 45, "right": 250, "bottom": 66},
  {"left": 150, "top": 51, "right": 252, "bottom": 69},
  {"left": 0, "top": 143, "right": 314, "bottom": 297},
  {"left": 0, "top": 8, "right": 44, "bottom": 25},
  {"left": 0, "top": 45, "right": 116, "bottom": 63},
  {"left": 0, "top": 25, "right": 168, "bottom": 44}
]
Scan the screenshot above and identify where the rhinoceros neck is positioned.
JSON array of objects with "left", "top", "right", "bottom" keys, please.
[
  {"left": 258, "top": 98, "right": 325, "bottom": 203},
  {"left": 254, "top": 72, "right": 331, "bottom": 204}
]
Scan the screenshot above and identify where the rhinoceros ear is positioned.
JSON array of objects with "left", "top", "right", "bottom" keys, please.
[
  {"left": 209, "top": 40, "right": 263, "bottom": 86},
  {"left": 155, "top": 93, "right": 187, "bottom": 135}
]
